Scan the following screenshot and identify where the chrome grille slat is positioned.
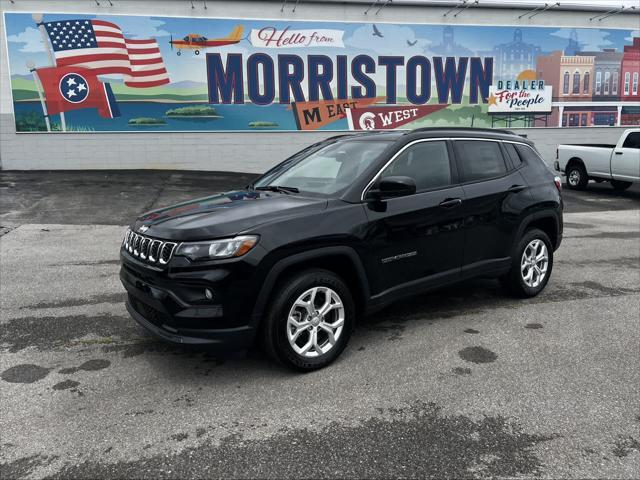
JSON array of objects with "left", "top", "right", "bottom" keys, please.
[
  {"left": 129, "top": 233, "right": 137, "bottom": 254},
  {"left": 159, "top": 242, "right": 177, "bottom": 264},
  {"left": 133, "top": 234, "right": 142, "bottom": 256},
  {"left": 121, "top": 230, "right": 175, "bottom": 266},
  {"left": 148, "top": 240, "right": 162, "bottom": 262},
  {"left": 139, "top": 238, "right": 150, "bottom": 259}
]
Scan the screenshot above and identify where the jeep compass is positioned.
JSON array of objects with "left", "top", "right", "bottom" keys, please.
[{"left": 120, "top": 128, "right": 563, "bottom": 371}]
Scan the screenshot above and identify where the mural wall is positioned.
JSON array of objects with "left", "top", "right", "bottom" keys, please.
[{"left": 4, "top": 12, "right": 640, "bottom": 133}]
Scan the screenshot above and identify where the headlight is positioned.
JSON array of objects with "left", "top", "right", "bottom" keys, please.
[{"left": 175, "top": 235, "right": 259, "bottom": 261}]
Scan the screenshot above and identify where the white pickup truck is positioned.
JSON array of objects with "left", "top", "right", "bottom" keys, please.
[{"left": 555, "top": 128, "right": 640, "bottom": 191}]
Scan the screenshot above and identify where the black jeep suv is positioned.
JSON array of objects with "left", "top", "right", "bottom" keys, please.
[{"left": 120, "top": 128, "right": 563, "bottom": 370}]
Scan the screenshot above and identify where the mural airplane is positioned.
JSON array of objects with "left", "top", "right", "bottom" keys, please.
[{"left": 169, "top": 25, "right": 244, "bottom": 55}]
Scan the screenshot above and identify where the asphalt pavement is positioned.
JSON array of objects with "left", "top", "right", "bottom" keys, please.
[{"left": 1, "top": 171, "right": 639, "bottom": 479}]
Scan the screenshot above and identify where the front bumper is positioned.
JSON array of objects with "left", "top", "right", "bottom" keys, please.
[
  {"left": 126, "top": 299, "right": 254, "bottom": 349},
  {"left": 120, "top": 255, "right": 258, "bottom": 350}
]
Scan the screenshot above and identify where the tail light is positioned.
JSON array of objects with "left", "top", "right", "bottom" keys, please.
[{"left": 554, "top": 176, "right": 562, "bottom": 192}]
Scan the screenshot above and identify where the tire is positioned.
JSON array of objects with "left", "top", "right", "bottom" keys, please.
[
  {"left": 501, "top": 228, "right": 553, "bottom": 298},
  {"left": 611, "top": 180, "right": 632, "bottom": 191},
  {"left": 566, "top": 163, "right": 588, "bottom": 190},
  {"left": 261, "top": 269, "right": 355, "bottom": 371}
]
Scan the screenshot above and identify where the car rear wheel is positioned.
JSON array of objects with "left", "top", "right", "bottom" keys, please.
[
  {"left": 262, "top": 269, "right": 354, "bottom": 371},
  {"left": 611, "top": 180, "right": 632, "bottom": 191},
  {"left": 501, "top": 228, "right": 553, "bottom": 298},
  {"left": 566, "top": 163, "right": 588, "bottom": 190}
]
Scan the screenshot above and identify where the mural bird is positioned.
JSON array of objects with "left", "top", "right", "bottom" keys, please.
[
  {"left": 372, "top": 24, "right": 384, "bottom": 37},
  {"left": 407, "top": 39, "right": 418, "bottom": 46}
]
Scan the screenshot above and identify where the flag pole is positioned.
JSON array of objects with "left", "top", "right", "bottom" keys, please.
[
  {"left": 32, "top": 13, "right": 66, "bottom": 132},
  {"left": 26, "top": 61, "right": 51, "bottom": 132}
]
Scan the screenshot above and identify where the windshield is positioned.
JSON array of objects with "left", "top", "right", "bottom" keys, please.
[{"left": 254, "top": 140, "right": 391, "bottom": 196}]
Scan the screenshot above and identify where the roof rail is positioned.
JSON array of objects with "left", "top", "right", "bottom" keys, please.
[{"left": 406, "top": 127, "right": 518, "bottom": 136}]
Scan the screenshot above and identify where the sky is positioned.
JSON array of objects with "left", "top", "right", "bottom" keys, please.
[{"left": 4, "top": 11, "right": 638, "bottom": 84}]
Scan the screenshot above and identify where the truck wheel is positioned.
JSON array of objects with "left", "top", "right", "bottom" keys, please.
[
  {"left": 611, "top": 180, "right": 632, "bottom": 191},
  {"left": 262, "top": 269, "right": 355, "bottom": 371},
  {"left": 501, "top": 228, "right": 553, "bottom": 298},
  {"left": 566, "top": 163, "right": 588, "bottom": 190}
]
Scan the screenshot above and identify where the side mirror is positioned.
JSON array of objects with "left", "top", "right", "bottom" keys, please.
[{"left": 368, "top": 176, "right": 417, "bottom": 200}]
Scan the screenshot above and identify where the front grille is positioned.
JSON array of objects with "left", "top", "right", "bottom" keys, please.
[
  {"left": 129, "top": 294, "right": 167, "bottom": 328},
  {"left": 122, "top": 229, "right": 177, "bottom": 265}
]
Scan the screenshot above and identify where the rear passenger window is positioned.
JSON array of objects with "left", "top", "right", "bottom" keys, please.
[
  {"left": 622, "top": 132, "right": 640, "bottom": 149},
  {"left": 454, "top": 140, "right": 507, "bottom": 182},
  {"left": 380, "top": 141, "right": 451, "bottom": 192},
  {"left": 503, "top": 143, "right": 523, "bottom": 168},
  {"left": 514, "top": 144, "right": 546, "bottom": 166}
]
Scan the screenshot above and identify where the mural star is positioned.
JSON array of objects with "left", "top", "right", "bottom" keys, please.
[
  {"left": 66, "top": 77, "right": 77, "bottom": 87},
  {"left": 67, "top": 89, "right": 77, "bottom": 98},
  {"left": 488, "top": 94, "right": 498, "bottom": 106},
  {"left": 77, "top": 83, "right": 87, "bottom": 92}
]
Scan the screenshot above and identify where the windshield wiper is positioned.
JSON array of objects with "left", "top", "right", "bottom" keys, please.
[{"left": 255, "top": 185, "right": 299, "bottom": 194}]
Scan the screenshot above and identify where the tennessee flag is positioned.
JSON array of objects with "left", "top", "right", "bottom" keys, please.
[{"left": 35, "top": 66, "right": 120, "bottom": 118}]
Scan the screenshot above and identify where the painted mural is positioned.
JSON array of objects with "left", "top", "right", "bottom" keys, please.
[{"left": 4, "top": 12, "right": 640, "bottom": 133}]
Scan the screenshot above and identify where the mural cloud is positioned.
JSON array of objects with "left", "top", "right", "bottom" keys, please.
[
  {"left": 7, "top": 27, "right": 45, "bottom": 53},
  {"left": 98, "top": 15, "right": 170, "bottom": 38},
  {"left": 625, "top": 30, "right": 639, "bottom": 42},
  {"left": 550, "top": 28, "right": 614, "bottom": 51}
]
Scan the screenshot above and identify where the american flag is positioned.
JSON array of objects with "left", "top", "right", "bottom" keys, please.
[{"left": 43, "top": 19, "right": 170, "bottom": 88}]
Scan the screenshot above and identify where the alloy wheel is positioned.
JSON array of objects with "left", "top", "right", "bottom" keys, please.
[
  {"left": 286, "top": 287, "right": 345, "bottom": 358},
  {"left": 520, "top": 239, "right": 549, "bottom": 288}
]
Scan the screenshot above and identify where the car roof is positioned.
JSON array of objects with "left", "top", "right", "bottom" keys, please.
[{"left": 336, "top": 127, "right": 532, "bottom": 145}]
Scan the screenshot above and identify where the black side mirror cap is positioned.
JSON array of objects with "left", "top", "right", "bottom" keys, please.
[{"left": 368, "top": 176, "right": 417, "bottom": 200}]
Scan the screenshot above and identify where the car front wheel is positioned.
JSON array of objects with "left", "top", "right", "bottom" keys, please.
[
  {"left": 262, "top": 269, "right": 355, "bottom": 371},
  {"left": 502, "top": 228, "right": 553, "bottom": 298}
]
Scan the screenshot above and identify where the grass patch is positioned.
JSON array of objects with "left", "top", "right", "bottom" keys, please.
[
  {"left": 249, "top": 120, "right": 279, "bottom": 128},
  {"left": 14, "top": 112, "right": 95, "bottom": 132},
  {"left": 128, "top": 117, "right": 167, "bottom": 125},
  {"left": 165, "top": 105, "right": 220, "bottom": 117}
]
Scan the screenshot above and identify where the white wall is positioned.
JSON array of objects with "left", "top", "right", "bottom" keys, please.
[{"left": 1, "top": 0, "right": 638, "bottom": 172}]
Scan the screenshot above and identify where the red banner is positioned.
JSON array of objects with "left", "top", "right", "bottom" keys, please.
[
  {"left": 291, "top": 97, "right": 384, "bottom": 131},
  {"left": 346, "top": 104, "right": 449, "bottom": 130}
]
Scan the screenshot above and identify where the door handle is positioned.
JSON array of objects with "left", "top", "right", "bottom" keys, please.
[
  {"left": 507, "top": 184, "right": 526, "bottom": 193},
  {"left": 439, "top": 198, "right": 462, "bottom": 209},
  {"left": 614, "top": 151, "right": 623, "bottom": 155}
]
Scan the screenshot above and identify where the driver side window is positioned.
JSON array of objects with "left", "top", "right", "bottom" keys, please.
[{"left": 380, "top": 141, "right": 452, "bottom": 192}]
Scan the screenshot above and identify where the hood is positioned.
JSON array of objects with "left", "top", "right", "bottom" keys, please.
[{"left": 132, "top": 190, "right": 328, "bottom": 241}]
